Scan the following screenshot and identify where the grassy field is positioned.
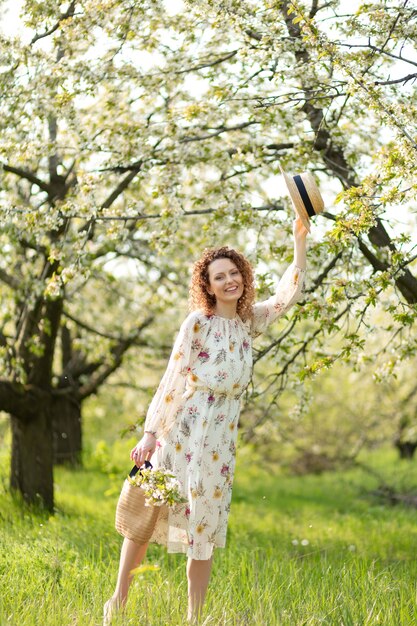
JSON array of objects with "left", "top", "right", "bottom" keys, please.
[{"left": 1, "top": 440, "right": 417, "bottom": 626}]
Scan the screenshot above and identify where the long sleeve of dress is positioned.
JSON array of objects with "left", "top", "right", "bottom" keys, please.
[
  {"left": 250, "top": 263, "right": 305, "bottom": 338},
  {"left": 144, "top": 312, "right": 209, "bottom": 439}
]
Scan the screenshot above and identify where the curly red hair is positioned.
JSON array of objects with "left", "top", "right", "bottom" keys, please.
[{"left": 189, "top": 247, "right": 255, "bottom": 321}]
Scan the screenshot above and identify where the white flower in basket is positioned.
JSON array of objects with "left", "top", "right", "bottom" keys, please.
[{"left": 127, "top": 466, "right": 187, "bottom": 508}]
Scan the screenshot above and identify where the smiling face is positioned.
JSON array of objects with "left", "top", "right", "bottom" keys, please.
[{"left": 206, "top": 257, "right": 245, "bottom": 309}]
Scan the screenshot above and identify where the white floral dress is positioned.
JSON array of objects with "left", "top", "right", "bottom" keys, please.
[{"left": 144, "top": 263, "right": 305, "bottom": 560}]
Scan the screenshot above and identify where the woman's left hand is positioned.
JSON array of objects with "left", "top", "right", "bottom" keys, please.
[{"left": 293, "top": 217, "right": 309, "bottom": 240}]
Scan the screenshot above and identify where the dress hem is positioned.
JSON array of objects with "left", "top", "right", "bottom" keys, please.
[{"left": 150, "top": 537, "right": 225, "bottom": 560}]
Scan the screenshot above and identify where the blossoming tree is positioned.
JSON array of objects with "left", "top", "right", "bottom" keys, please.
[{"left": 0, "top": 0, "right": 416, "bottom": 508}]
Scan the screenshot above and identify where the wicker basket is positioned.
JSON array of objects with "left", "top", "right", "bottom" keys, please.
[{"left": 115, "top": 464, "right": 161, "bottom": 544}]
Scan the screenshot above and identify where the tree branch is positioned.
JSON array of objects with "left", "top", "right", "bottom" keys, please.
[
  {"left": 78, "top": 163, "right": 143, "bottom": 237},
  {"left": 101, "top": 165, "right": 143, "bottom": 210},
  {"left": 77, "top": 316, "right": 154, "bottom": 399},
  {"left": 308, "top": 251, "right": 344, "bottom": 293},
  {"left": 374, "top": 73, "right": 417, "bottom": 86},
  {"left": 30, "top": 1, "right": 77, "bottom": 45},
  {"left": 2, "top": 164, "right": 52, "bottom": 195},
  {"left": 62, "top": 310, "right": 132, "bottom": 342},
  {"left": 174, "top": 49, "right": 238, "bottom": 74},
  {"left": 367, "top": 220, "right": 417, "bottom": 302},
  {"left": 0, "top": 268, "right": 20, "bottom": 290},
  {"left": 336, "top": 43, "right": 417, "bottom": 69},
  {"left": 357, "top": 237, "right": 388, "bottom": 272},
  {"left": 179, "top": 121, "right": 259, "bottom": 143},
  {"left": 0, "top": 380, "right": 49, "bottom": 421},
  {"left": 264, "top": 142, "right": 294, "bottom": 152}
]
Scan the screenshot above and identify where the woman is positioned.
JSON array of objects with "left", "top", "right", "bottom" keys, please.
[{"left": 104, "top": 217, "right": 308, "bottom": 624}]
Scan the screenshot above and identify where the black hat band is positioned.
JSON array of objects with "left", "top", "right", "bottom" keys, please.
[{"left": 293, "top": 175, "right": 316, "bottom": 218}]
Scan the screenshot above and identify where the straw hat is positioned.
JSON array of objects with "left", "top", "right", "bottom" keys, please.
[{"left": 279, "top": 164, "right": 325, "bottom": 232}]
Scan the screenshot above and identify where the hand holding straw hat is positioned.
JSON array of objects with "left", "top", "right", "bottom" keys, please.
[{"left": 279, "top": 163, "right": 325, "bottom": 232}]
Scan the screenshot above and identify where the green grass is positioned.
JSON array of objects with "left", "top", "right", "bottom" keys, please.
[{"left": 1, "top": 443, "right": 417, "bottom": 625}]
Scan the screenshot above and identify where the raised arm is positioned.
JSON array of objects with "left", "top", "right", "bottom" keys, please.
[
  {"left": 251, "top": 218, "right": 308, "bottom": 337},
  {"left": 293, "top": 216, "right": 307, "bottom": 270}
]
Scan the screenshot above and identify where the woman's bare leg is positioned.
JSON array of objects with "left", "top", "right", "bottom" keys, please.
[
  {"left": 113, "top": 537, "right": 149, "bottom": 605},
  {"left": 104, "top": 537, "right": 149, "bottom": 624},
  {"left": 186, "top": 556, "right": 213, "bottom": 623}
]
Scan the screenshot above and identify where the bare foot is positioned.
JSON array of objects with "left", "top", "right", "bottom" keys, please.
[{"left": 103, "top": 598, "right": 119, "bottom": 625}]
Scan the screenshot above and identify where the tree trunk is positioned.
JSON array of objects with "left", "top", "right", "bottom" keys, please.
[
  {"left": 394, "top": 440, "right": 417, "bottom": 460},
  {"left": 52, "top": 394, "right": 82, "bottom": 466},
  {"left": 10, "top": 410, "right": 54, "bottom": 511}
]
